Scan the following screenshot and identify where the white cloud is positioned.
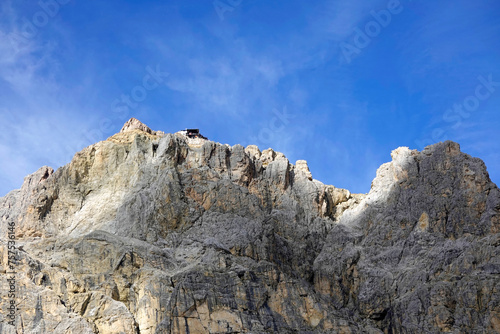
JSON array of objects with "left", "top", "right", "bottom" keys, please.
[
  {"left": 0, "top": 3, "right": 99, "bottom": 196},
  {"left": 164, "top": 47, "right": 285, "bottom": 117}
]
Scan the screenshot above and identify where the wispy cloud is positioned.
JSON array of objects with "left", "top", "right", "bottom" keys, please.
[
  {"left": 156, "top": 40, "right": 285, "bottom": 116},
  {"left": 309, "top": 0, "right": 389, "bottom": 41},
  {"left": 0, "top": 1, "right": 97, "bottom": 195}
]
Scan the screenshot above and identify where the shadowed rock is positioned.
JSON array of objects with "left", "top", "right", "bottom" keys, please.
[{"left": 0, "top": 120, "right": 498, "bottom": 333}]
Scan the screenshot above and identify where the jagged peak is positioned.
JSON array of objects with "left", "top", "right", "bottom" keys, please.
[
  {"left": 422, "top": 140, "right": 461, "bottom": 156},
  {"left": 2, "top": 125, "right": 498, "bottom": 333},
  {"left": 119, "top": 117, "right": 166, "bottom": 137},
  {"left": 120, "top": 117, "right": 153, "bottom": 134}
]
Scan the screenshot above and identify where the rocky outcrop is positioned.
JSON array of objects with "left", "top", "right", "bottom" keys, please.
[
  {"left": 0, "top": 119, "right": 498, "bottom": 333},
  {"left": 121, "top": 117, "right": 165, "bottom": 136},
  {"left": 314, "top": 142, "right": 500, "bottom": 333}
]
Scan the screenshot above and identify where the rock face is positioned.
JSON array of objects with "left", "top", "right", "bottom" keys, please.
[
  {"left": 121, "top": 117, "right": 166, "bottom": 136},
  {"left": 0, "top": 119, "right": 499, "bottom": 333}
]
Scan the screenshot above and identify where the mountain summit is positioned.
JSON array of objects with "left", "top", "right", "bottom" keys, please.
[{"left": 1, "top": 119, "right": 499, "bottom": 333}]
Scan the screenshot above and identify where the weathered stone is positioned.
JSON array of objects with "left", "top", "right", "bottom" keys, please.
[
  {"left": 295, "top": 160, "right": 313, "bottom": 181},
  {"left": 314, "top": 141, "right": 500, "bottom": 333},
  {"left": 0, "top": 119, "right": 498, "bottom": 333}
]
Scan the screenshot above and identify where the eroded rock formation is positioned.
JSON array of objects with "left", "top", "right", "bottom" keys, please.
[{"left": 0, "top": 119, "right": 498, "bottom": 333}]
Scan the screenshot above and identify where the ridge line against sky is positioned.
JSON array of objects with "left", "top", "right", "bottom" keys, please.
[{"left": 0, "top": 0, "right": 499, "bottom": 196}]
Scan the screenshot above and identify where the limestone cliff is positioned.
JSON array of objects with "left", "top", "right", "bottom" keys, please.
[{"left": 0, "top": 119, "right": 498, "bottom": 333}]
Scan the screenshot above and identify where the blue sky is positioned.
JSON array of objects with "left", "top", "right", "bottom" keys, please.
[{"left": 1, "top": 0, "right": 499, "bottom": 196}]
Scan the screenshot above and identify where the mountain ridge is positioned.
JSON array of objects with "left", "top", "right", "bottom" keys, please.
[{"left": 0, "top": 118, "right": 499, "bottom": 333}]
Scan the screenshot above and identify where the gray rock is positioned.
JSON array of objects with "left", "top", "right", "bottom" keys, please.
[
  {"left": 0, "top": 120, "right": 498, "bottom": 333},
  {"left": 314, "top": 142, "right": 500, "bottom": 333}
]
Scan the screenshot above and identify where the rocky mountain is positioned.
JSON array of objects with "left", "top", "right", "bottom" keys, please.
[{"left": 1, "top": 118, "right": 499, "bottom": 333}]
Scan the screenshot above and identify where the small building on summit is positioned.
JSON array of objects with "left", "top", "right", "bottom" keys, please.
[{"left": 180, "top": 129, "right": 208, "bottom": 140}]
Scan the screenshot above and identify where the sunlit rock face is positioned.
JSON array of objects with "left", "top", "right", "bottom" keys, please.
[
  {"left": 314, "top": 142, "right": 500, "bottom": 333},
  {"left": 0, "top": 119, "right": 498, "bottom": 333}
]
